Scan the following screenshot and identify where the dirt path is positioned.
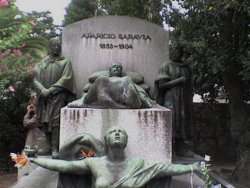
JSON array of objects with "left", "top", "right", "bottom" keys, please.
[{"left": 0, "top": 171, "right": 17, "bottom": 188}]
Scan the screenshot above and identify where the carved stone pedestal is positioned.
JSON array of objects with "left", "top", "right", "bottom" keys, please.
[{"left": 60, "top": 105, "right": 172, "bottom": 163}]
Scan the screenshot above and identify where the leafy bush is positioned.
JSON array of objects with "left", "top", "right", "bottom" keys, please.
[
  {"left": 0, "top": 0, "right": 49, "bottom": 168},
  {"left": 0, "top": 50, "right": 36, "bottom": 167}
]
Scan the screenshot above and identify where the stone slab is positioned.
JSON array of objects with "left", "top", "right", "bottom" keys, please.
[
  {"left": 60, "top": 106, "right": 172, "bottom": 163},
  {"left": 13, "top": 167, "right": 58, "bottom": 188},
  {"left": 62, "top": 16, "right": 169, "bottom": 97},
  {"left": 17, "top": 155, "right": 52, "bottom": 181},
  {"left": 17, "top": 163, "right": 38, "bottom": 180}
]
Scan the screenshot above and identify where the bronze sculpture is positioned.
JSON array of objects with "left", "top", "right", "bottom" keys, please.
[
  {"left": 68, "top": 62, "right": 155, "bottom": 109},
  {"left": 155, "top": 43, "right": 194, "bottom": 157},
  {"left": 30, "top": 126, "right": 201, "bottom": 188},
  {"left": 33, "top": 37, "right": 76, "bottom": 158}
]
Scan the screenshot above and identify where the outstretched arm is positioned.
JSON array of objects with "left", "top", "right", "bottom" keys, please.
[
  {"left": 156, "top": 162, "right": 200, "bottom": 177},
  {"left": 30, "top": 158, "right": 90, "bottom": 175}
]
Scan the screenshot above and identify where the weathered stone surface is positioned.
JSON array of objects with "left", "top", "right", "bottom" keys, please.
[
  {"left": 62, "top": 16, "right": 169, "bottom": 97},
  {"left": 60, "top": 105, "right": 172, "bottom": 163}
]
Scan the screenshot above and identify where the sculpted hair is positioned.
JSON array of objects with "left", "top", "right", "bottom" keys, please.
[
  {"left": 169, "top": 41, "right": 184, "bottom": 56},
  {"left": 49, "top": 37, "right": 61, "bottom": 46},
  {"left": 110, "top": 61, "right": 123, "bottom": 70}
]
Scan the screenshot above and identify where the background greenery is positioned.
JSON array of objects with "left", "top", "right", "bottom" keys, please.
[{"left": 0, "top": 0, "right": 55, "bottom": 169}]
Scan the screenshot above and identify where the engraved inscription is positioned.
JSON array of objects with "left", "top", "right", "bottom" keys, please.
[
  {"left": 81, "top": 33, "right": 151, "bottom": 50},
  {"left": 99, "top": 43, "right": 133, "bottom": 49}
]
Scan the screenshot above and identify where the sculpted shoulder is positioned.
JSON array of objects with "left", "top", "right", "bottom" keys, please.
[
  {"left": 86, "top": 156, "right": 106, "bottom": 166},
  {"left": 161, "top": 60, "right": 172, "bottom": 67},
  {"left": 34, "top": 57, "right": 50, "bottom": 71},
  {"left": 57, "top": 57, "right": 71, "bottom": 66},
  {"left": 36, "top": 56, "right": 49, "bottom": 66}
]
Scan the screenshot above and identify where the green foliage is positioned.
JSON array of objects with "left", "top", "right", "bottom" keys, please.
[
  {"left": 27, "top": 11, "right": 62, "bottom": 38},
  {"left": 0, "top": 52, "right": 35, "bottom": 162},
  {"left": 100, "top": 0, "right": 163, "bottom": 25},
  {"left": 0, "top": 51, "right": 35, "bottom": 109},
  {"left": 200, "top": 159, "right": 217, "bottom": 187},
  {"left": 0, "top": 0, "right": 51, "bottom": 167},
  {"left": 21, "top": 38, "right": 49, "bottom": 59},
  {"left": 0, "top": 3, "right": 32, "bottom": 50},
  {"left": 163, "top": 0, "right": 250, "bottom": 181},
  {"left": 63, "top": 0, "right": 164, "bottom": 26},
  {"left": 0, "top": 1, "right": 50, "bottom": 58},
  {"left": 163, "top": 0, "right": 250, "bottom": 100},
  {"left": 63, "top": 0, "right": 104, "bottom": 26},
  {"left": 202, "top": 166, "right": 215, "bottom": 188}
]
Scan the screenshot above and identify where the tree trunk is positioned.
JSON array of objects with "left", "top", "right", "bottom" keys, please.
[
  {"left": 223, "top": 69, "right": 250, "bottom": 185},
  {"left": 218, "top": 6, "right": 250, "bottom": 184}
]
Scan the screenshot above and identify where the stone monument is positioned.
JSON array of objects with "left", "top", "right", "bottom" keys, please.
[
  {"left": 62, "top": 15, "right": 169, "bottom": 97},
  {"left": 13, "top": 16, "right": 205, "bottom": 188},
  {"left": 61, "top": 15, "right": 172, "bottom": 163}
]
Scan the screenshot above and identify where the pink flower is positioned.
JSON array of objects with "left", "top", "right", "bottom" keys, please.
[
  {"left": 0, "top": 0, "right": 9, "bottom": 7},
  {"left": 8, "top": 85, "right": 15, "bottom": 92},
  {"left": 12, "top": 49, "right": 22, "bottom": 56},
  {"left": 0, "top": 52, "right": 6, "bottom": 59},
  {"left": 0, "top": 50, "right": 8, "bottom": 58}
]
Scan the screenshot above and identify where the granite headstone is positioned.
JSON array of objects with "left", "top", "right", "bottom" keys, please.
[{"left": 62, "top": 15, "right": 169, "bottom": 96}]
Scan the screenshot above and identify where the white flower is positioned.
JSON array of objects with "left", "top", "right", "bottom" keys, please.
[
  {"left": 37, "top": 17, "right": 45, "bottom": 21},
  {"left": 45, "top": 29, "right": 51, "bottom": 34},
  {"left": 10, "top": 153, "right": 17, "bottom": 160},
  {"left": 211, "top": 184, "right": 222, "bottom": 188},
  {"left": 55, "top": 29, "right": 61, "bottom": 35},
  {"left": 200, "top": 161, "right": 206, "bottom": 171},
  {"left": 204, "top": 155, "right": 211, "bottom": 161},
  {"left": 14, "top": 163, "right": 22, "bottom": 168},
  {"left": 14, "top": 15, "right": 22, "bottom": 19}
]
